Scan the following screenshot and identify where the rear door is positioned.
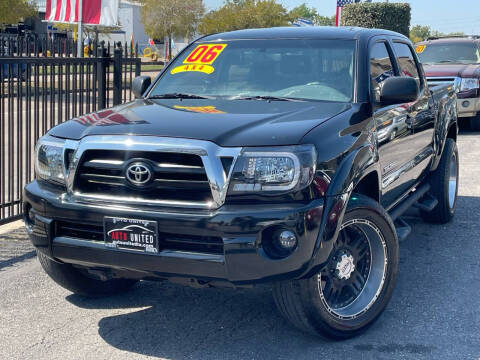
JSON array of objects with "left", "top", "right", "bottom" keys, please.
[
  {"left": 369, "top": 39, "right": 417, "bottom": 208},
  {"left": 391, "top": 40, "right": 436, "bottom": 183}
]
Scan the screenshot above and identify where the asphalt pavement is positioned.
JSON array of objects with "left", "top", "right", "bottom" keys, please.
[{"left": 0, "top": 131, "right": 479, "bottom": 360}]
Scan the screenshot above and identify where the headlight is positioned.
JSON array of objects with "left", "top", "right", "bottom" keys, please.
[
  {"left": 34, "top": 135, "right": 66, "bottom": 185},
  {"left": 228, "top": 145, "right": 316, "bottom": 194},
  {"left": 460, "top": 78, "right": 479, "bottom": 92}
]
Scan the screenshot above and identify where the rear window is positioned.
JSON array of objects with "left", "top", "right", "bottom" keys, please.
[
  {"left": 417, "top": 42, "right": 480, "bottom": 65},
  {"left": 150, "top": 39, "right": 356, "bottom": 102}
]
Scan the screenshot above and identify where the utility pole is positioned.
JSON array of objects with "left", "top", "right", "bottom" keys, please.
[{"left": 77, "top": 0, "right": 83, "bottom": 57}]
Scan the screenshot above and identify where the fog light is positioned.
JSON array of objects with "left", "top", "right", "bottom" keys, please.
[
  {"left": 462, "top": 100, "right": 470, "bottom": 108},
  {"left": 262, "top": 227, "right": 298, "bottom": 259},
  {"left": 28, "top": 208, "right": 35, "bottom": 223},
  {"left": 278, "top": 230, "right": 297, "bottom": 249},
  {"left": 24, "top": 204, "right": 35, "bottom": 233}
]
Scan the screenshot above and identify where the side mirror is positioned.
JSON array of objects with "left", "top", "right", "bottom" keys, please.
[
  {"left": 132, "top": 76, "right": 152, "bottom": 99},
  {"left": 380, "top": 77, "right": 419, "bottom": 106}
]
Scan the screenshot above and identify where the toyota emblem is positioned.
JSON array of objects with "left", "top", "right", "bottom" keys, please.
[{"left": 126, "top": 162, "right": 152, "bottom": 186}]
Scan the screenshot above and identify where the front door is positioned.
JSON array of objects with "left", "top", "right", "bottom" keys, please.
[{"left": 369, "top": 40, "right": 418, "bottom": 209}]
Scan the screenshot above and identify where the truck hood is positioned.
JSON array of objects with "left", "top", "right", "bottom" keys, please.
[
  {"left": 423, "top": 63, "right": 480, "bottom": 78},
  {"left": 49, "top": 98, "right": 350, "bottom": 147}
]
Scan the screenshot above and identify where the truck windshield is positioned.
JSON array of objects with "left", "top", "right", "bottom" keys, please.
[
  {"left": 149, "top": 39, "right": 356, "bottom": 102},
  {"left": 418, "top": 42, "right": 480, "bottom": 65}
]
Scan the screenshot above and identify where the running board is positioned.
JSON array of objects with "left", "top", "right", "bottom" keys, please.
[
  {"left": 395, "top": 217, "right": 412, "bottom": 242},
  {"left": 389, "top": 183, "right": 430, "bottom": 221},
  {"left": 413, "top": 192, "right": 438, "bottom": 212}
]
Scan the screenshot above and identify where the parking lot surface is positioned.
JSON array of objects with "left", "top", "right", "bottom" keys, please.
[{"left": 0, "top": 132, "right": 479, "bottom": 360}]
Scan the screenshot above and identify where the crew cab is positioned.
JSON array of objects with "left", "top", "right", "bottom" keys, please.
[
  {"left": 24, "top": 27, "right": 458, "bottom": 339},
  {"left": 416, "top": 36, "right": 480, "bottom": 129}
]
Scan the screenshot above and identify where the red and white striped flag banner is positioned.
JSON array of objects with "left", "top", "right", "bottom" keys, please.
[{"left": 45, "top": 0, "right": 119, "bottom": 26}]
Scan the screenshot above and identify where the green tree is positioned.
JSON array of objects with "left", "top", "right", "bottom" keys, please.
[
  {"left": 410, "top": 25, "right": 431, "bottom": 43},
  {"left": 198, "top": 0, "right": 290, "bottom": 34},
  {"left": 410, "top": 26, "right": 466, "bottom": 44},
  {"left": 315, "top": 15, "right": 336, "bottom": 26},
  {"left": 140, "top": 0, "right": 204, "bottom": 59},
  {"left": 0, "top": 0, "right": 37, "bottom": 26},
  {"left": 288, "top": 3, "right": 318, "bottom": 22},
  {"left": 287, "top": 4, "right": 335, "bottom": 26}
]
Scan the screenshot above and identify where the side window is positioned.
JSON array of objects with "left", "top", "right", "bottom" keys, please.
[
  {"left": 393, "top": 42, "right": 421, "bottom": 87},
  {"left": 370, "top": 42, "right": 395, "bottom": 103}
]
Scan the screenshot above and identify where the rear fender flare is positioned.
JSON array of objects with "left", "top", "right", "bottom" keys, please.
[{"left": 432, "top": 99, "right": 458, "bottom": 171}]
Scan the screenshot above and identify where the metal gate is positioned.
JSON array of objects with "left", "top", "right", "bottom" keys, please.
[{"left": 0, "top": 36, "right": 142, "bottom": 224}]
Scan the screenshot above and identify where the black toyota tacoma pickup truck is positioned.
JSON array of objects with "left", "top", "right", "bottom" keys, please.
[{"left": 24, "top": 27, "right": 458, "bottom": 339}]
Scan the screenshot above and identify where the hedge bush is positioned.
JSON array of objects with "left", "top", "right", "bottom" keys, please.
[{"left": 341, "top": 3, "right": 411, "bottom": 37}]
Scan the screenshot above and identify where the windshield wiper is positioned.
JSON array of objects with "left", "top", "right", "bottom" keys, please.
[
  {"left": 229, "top": 95, "right": 306, "bottom": 102},
  {"left": 148, "top": 93, "right": 216, "bottom": 100}
]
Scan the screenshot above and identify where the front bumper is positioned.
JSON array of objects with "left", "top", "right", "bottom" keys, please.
[
  {"left": 24, "top": 181, "right": 325, "bottom": 285},
  {"left": 457, "top": 97, "right": 480, "bottom": 117}
]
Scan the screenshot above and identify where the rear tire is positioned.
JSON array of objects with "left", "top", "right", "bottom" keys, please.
[
  {"left": 273, "top": 194, "right": 399, "bottom": 339},
  {"left": 37, "top": 251, "right": 138, "bottom": 297},
  {"left": 421, "top": 138, "right": 458, "bottom": 224}
]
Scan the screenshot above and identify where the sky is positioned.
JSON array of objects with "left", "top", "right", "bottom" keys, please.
[{"left": 203, "top": 0, "right": 480, "bottom": 34}]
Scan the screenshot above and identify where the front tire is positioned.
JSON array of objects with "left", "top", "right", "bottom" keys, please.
[
  {"left": 37, "top": 251, "right": 138, "bottom": 297},
  {"left": 421, "top": 138, "right": 458, "bottom": 224},
  {"left": 273, "top": 194, "right": 399, "bottom": 339},
  {"left": 389, "top": 128, "right": 397, "bottom": 141}
]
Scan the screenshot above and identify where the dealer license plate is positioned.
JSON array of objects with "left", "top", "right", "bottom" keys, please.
[{"left": 104, "top": 217, "right": 158, "bottom": 253}]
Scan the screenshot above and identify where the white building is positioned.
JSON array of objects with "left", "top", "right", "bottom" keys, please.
[
  {"left": 99, "top": 1, "right": 149, "bottom": 50},
  {"left": 104, "top": 1, "right": 190, "bottom": 56}
]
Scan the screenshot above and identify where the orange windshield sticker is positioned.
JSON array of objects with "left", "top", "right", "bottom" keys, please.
[
  {"left": 174, "top": 105, "right": 226, "bottom": 114},
  {"left": 184, "top": 44, "right": 227, "bottom": 65},
  {"left": 171, "top": 44, "right": 227, "bottom": 75},
  {"left": 415, "top": 45, "right": 426, "bottom": 54}
]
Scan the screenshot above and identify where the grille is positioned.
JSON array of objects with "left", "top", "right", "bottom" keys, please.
[
  {"left": 56, "top": 221, "right": 104, "bottom": 241},
  {"left": 427, "top": 77, "right": 458, "bottom": 89},
  {"left": 74, "top": 150, "right": 213, "bottom": 204},
  {"left": 55, "top": 221, "right": 224, "bottom": 254},
  {"left": 162, "top": 233, "right": 224, "bottom": 254}
]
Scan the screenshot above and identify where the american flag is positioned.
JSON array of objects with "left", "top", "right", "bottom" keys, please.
[
  {"left": 336, "top": 0, "right": 358, "bottom": 26},
  {"left": 45, "top": 0, "right": 119, "bottom": 26}
]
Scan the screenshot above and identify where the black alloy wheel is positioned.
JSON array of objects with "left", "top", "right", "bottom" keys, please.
[
  {"left": 318, "top": 218, "right": 387, "bottom": 320},
  {"left": 273, "top": 194, "right": 398, "bottom": 339}
]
